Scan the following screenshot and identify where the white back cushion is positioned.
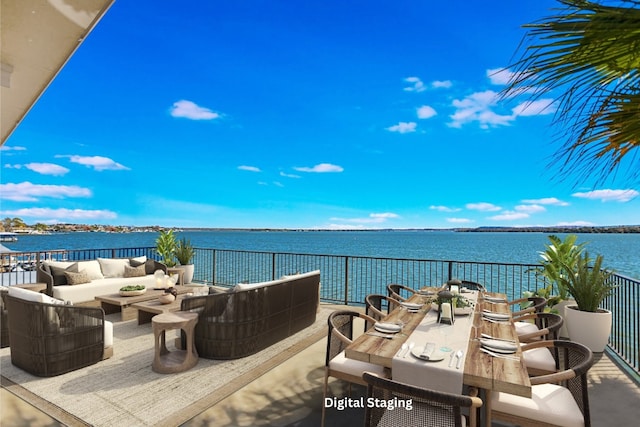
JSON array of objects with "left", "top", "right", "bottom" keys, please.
[
  {"left": 76, "top": 260, "right": 104, "bottom": 280},
  {"left": 97, "top": 258, "right": 130, "bottom": 278},
  {"left": 8, "top": 286, "right": 65, "bottom": 304}
]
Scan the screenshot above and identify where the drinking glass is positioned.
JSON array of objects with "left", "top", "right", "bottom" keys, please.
[{"left": 439, "top": 324, "right": 453, "bottom": 352}]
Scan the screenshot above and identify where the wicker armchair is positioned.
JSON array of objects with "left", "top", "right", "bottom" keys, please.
[
  {"left": 5, "top": 294, "right": 110, "bottom": 376},
  {"left": 363, "top": 372, "right": 483, "bottom": 427},
  {"left": 492, "top": 340, "right": 594, "bottom": 427},
  {"left": 0, "top": 288, "right": 9, "bottom": 348},
  {"left": 322, "top": 310, "right": 388, "bottom": 426},
  {"left": 460, "top": 280, "right": 485, "bottom": 292},
  {"left": 514, "top": 313, "right": 564, "bottom": 376},
  {"left": 386, "top": 284, "right": 416, "bottom": 302},
  {"left": 508, "top": 296, "right": 547, "bottom": 317},
  {"left": 364, "top": 294, "right": 401, "bottom": 329}
]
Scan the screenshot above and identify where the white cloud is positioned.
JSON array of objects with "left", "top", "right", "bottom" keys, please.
[
  {"left": 238, "top": 165, "right": 261, "bottom": 172},
  {"left": 280, "top": 171, "right": 300, "bottom": 178},
  {"left": 556, "top": 221, "right": 595, "bottom": 227},
  {"left": 515, "top": 204, "right": 546, "bottom": 214},
  {"left": 23, "top": 163, "right": 70, "bottom": 176},
  {"left": 447, "top": 217, "right": 473, "bottom": 223},
  {"left": 572, "top": 189, "right": 639, "bottom": 202},
  {"left": 489, "top": 211, "right": 530, "bottom": 221},
  {"left": 448, "top": 90, "right": 512, "bottom": 129},
  {"left": 466, "top": 202, "right": 501, "bottom": 212},
  {"left": 487, "top": 68, "right": 516, "bottom": 85},
  {"left": 0, "top": 182, "right": 92, "bottom": 202},
  {"left": 0, "top": 145, "right": 27, "bottom": 151},
  {"left": 329, "top": 212, "right": 399, "bottom": 225},
  {"left": 512, "top": 99, "right": 556, "bottom": 117},
  {"left": 521, "top": 197, "right": 569, "bottom": 206},
  {"left": 0, "top": 207, "right": 116, "bottom": 220},
  {"left": 403, "top": 76, "right": 426, "bottom": 92},
  {"left": 170, "top": 100, "right": 220, "bottom": 120},
  {"left": 58, "top": 155, "right": 130, "bottom": 171},
  {"left": 386, "top": 122, "right": 417, "bottom": 133},
  {"left": 293, "top": 163, "right": 344, "bottom": 173},
  {"left": 417, "top": 105, "right": 437, "bottom": 119},
  {"left": 430, "top": 205, "right": 461, "bottom": 213},
  {"left": 432, "top": 80, "right": 452, "bottom": 89}
]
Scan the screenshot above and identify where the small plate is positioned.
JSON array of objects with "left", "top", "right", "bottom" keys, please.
[
  {"left": 411, "top": 346, "right": 445, "bottom": 361},
  {"left": 374, "top": 322, "right": 402, "bottom": 333},
  {"left": 480, "top": 338, "right": 518, "bottom": 353},
  {"left": 417, "top": 290, "right": 435, "bottom": 296},
  {"left": 400, "top": 302, "right": 422, "bottom": 310}
]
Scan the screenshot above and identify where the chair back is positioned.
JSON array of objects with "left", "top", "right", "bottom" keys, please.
[
  {"left": 461, "top": 280, "right": 485, "bottom": 292},
  {"left": 387, "top": 284, "right": 416, "bottom": 301},
  {"left": 365, "top": 294, "right": 400, "bottom": 319},
  {"left": 363, "top": 372, "right": 481, "bottom": 427},
  {"left": 516, "top": 312, "right": 564, "bottom": 342},
  {"left": 325, "top": 310, "right": 358, "bottom": 367},
  {"left": 527, "top": 340, "right": 594, "bottom": 426}
]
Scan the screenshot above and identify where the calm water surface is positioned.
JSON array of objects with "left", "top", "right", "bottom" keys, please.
[{"left": 7, "top": 230, "right": 640, "bottom": 279}]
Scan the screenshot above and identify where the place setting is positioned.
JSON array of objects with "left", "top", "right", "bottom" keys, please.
[
  {"left": 478, "top": 335, "right": 519, "bottom": 360},
  {"left": 400, "top": 301, "right": 423, "bottom": 313},
  {"left": 367, "top": 321, "right": 404, "bottom": 338}
]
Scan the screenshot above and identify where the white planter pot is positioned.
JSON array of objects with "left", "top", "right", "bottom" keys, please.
[
  {"left": 177, "top": 264, "right": 194, "bottom": 284},
  {"left": 554, "top": 299, "right": 575, "bottom": 339},
  {"left": 565, "top": 305, "right": 612, "bottom": 352}
]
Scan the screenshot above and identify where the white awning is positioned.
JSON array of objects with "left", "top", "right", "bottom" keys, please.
[{"left": 1, "top": 0, "right": 115, "bottom": 144}]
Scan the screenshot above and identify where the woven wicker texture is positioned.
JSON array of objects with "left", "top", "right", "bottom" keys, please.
[{"left": 386, "top": 284, "right": 416, "bottom": 302}]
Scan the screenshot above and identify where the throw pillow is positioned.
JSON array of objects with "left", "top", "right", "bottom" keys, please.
[
  {"left": 49, "top": 263, "right": 79, "bottom": 286},
  {"left": 123, "top": 264, "right": 146, "bottom": 278},
  {"left": 129, "top": 256, "right": 147, "bottom": 266},
  {"left": 76, "top": 260, "right": 104, "bottom": 280},
  {"left": 144, "top": 259, "right": 157, "bottom": 275},
  {"left": 64, "top": 270, "right": 91, "bottom": 285},
  {"left": 97, "top": 258, "right": 130, "bottom": 278}
]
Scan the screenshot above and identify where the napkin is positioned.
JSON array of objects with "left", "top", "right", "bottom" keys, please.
[
  {"left": 480, "top": 338, "right": 518, "bottom": 353},
  {"left": 374, "top": 322, "right": 402, "bottom": 333}
]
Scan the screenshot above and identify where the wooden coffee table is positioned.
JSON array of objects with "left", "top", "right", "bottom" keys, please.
[
  {"left": 95, "top": 287, "right": 191, "bottom": 321},
  {"left": 131, "top": 294, "right": 190, "bottom": 325}
]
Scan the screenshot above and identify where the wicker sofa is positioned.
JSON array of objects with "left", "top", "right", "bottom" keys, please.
[
  {"left": 5, "top": 286, "right": 113, "bottom": 377},
  {"left": 37, "top": 256, "right": 167, "bottom": 305},
  {"left": 180, "top": 270, "right": 321, "bottom": 359}
]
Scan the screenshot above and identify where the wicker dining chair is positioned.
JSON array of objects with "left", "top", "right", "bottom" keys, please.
[
  {"left": 460, "top": 280, "right": 486, "bottom": 292},
  {"left": 322, "top": 310, "right": 388, "bottom": 426},
  {"left": 364, "top": 294, "right": 401, "bottom": 330},
  {"left": 386, "top": 284, "right": 416, "bottom": 302},
  {"left": 363, "top": 372, "right": 483, "bottom": 427},
  {"left": 492, "top": 340, "right": 594, "bottom": 427},
  {"left": 513, "top": 312, "right": 564, "bottom": 376},
  {"left": 508, "top": 296, "right": 547, "bottom": 317}
]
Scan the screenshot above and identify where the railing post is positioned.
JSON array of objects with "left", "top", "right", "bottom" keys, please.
[
  {"left": 212, "top": 249, "right": 216, "bottom": 286},
  {"left": 272, "top": 253, "right": 276, "bottom": 280},
  {"left": 344, "top": 256, "right": 349, "bottom": 305},
  {"left": 447, "top": 261, "right": 453, "bottom": 280}
]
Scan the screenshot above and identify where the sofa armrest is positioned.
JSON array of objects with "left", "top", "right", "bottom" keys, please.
[
  {"left": 152, "top": 260, "right": 168, "bottom": 274},
  {"left": 37, "top": 264, "right": 55, "bottom": 297}
]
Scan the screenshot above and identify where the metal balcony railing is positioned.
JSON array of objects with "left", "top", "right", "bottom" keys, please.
[{"left": 1, "top": 246, "right": 637, "bottom": 380}]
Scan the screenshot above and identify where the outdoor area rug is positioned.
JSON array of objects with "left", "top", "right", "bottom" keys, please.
[{"left": 0, "top": 307, "right": 332, "bottom": 427}]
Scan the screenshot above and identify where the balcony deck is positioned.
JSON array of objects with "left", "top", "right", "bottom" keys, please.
[{"left": 2, "top": 303, "right": 639, "bottom": 426}]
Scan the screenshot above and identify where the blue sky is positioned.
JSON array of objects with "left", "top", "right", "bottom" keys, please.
[{"left": 1, "top": 0, "right": 638, "bottom": 229}]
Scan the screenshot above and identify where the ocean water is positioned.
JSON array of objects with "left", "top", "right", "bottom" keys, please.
[{"left": 6, "top": 230, "right": 640, "bottom": 279}]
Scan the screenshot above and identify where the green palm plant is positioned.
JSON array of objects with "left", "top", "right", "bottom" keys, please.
[
  {"left": 175, "top": 238, "right": 195, "bottom": 265},
  {"left": 557, "top": 251, "right": 616, "bottom": 312},
  {"left": 534, "top": 234, "right": 587, "bottom": 305},
  {"left": 501, "top": 0, "right": 640, "bottom": 185},
  {"left": 155, "top": 229, "right": 177, "bottom": 267}
]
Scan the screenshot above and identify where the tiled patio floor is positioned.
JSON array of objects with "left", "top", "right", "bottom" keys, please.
[{"left": 2, "top": 304, "right": 639, "bottom": 426}]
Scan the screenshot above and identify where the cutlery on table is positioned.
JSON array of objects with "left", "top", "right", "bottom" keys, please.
[
  {"left": 480, "top": 347, "right": 520, "bottom": 361},
  {"left": 481, "top": 333, "right": 516, "bottom": 343},
  {"left": 404, "top": 342, "right": 415, "bottom": 358},
  {"left": 455, "top": 350, "right": 464, "bottom": 369},
  {"left": 396, "top": 343, "right": 408, "bottom": 357},
  {"left": 366, "top": 331, "right": 395, "bottom": 339},
  {"left": 448, "top": 351, "right": 457, "bottom": 367}
]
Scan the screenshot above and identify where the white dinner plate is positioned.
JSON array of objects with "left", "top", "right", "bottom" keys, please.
[
  {"left": 479, "top": 338, "right": 518, "bottom": 353},
  {"left": 411, "top": 346, "right": 445, "bottom": 361},
  {"left": 374, "top": 322, "right": 402, "bottom": 333},
  {"left": 400, "top": 302, "right": 422, "bottom": 310}
]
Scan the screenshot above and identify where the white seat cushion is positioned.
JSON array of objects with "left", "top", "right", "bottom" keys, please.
[
  {"left": 492, "top": 383, "right": 585, "bottom": 427},
  {"left": 329, "top": 350, "right": 386, "bottom": 378},
  {"left": 522, "top": 346, "right": 557, "bottom": 373},
  {"left": 515, "top": 321, "right": 540, "bottom": 336},
  {"left": 104, "top": 320, "right": 113, "bottom": 348}
]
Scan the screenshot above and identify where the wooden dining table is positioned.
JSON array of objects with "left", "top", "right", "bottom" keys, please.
[{"left": 345, "top": 288, "right": 531, "bottom": 426}]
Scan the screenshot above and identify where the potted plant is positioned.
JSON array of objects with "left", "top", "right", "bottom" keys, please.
[
  {"left": 558, "top": 252, "right": 616, "bottom": 352},
  {"left": 155, "top": 229, "right": 177, "bottom": 268},
  {"left": 174, "top": 237, "right": 195, "bottom": 284},
  {"left": 533, "top": 234, "right": 587, "bottom": 336}
]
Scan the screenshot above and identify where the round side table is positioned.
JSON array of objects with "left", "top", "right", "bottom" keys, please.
[{"left": 152, "top": 311, "right": 198, "bottom": 374}]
